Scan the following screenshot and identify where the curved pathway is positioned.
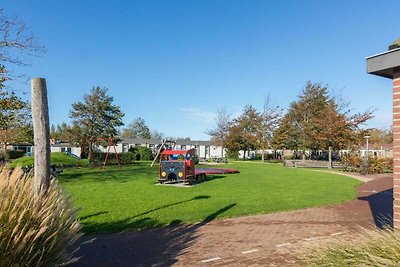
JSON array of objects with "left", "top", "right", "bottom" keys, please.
[{"left": 72, "top": 173, "right": 392, "bottom": 266}]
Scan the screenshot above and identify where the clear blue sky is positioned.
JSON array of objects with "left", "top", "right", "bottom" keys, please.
[{"left": 4, "top": 0, "right": 399, "bottom": 140}]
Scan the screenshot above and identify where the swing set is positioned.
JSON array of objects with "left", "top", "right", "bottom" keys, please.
[{"left": 99, "top": 137, "right": 120, "bottom": 170}]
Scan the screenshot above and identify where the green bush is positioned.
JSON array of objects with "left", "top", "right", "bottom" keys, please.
[
  {"left": 6, "top": 150, "right": 25, "bottom": 159},
  {"left": 0, "top": 167, "right": 81, "bottom": 266},
  {"left": 128, "top": 146, "right": 154, "bottom": 161},
  {"left": 90, "top": 152, "right": 136, "bottom": 165},
  {"left": 118, "top": 152, "right": 136, "bottom": 164},
  {"left": 0, "top": 150, "right": 9, "bottom": 162},
  {"left": 303, "top": 227, "right": 400, "bottom": 266},
  {"left": 11, "top": 152, "right": 90, "bottom": 169},
  {"left": 226, "top": 149, "right": 239, "bottom": 159}
]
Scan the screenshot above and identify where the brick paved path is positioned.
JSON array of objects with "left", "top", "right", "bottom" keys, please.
[{"left": 72, "top": 174, "right": 392, "bottom": 267}]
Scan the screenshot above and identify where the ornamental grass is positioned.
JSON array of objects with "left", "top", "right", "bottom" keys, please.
[
  {"left": 0, "top": 167, "right": 81, "bottom": 266},
  {"left": 304, "top": 227, "right": 400, "bottom": 267}
]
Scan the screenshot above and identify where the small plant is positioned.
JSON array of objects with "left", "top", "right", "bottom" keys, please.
[
  {"left": 0, "top": 167, "right": 81, "bottom": 266},
  {"left": 303, "top": 227, "right": 400, "bottom": 266}
]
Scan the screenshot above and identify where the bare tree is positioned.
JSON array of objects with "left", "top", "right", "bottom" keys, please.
[
  {"left": 0, "top": 8, "right": 44, "bottom": 80},
  {"left": 259, "top": 96, "right": 282, "bottom": 163},
  {"left": 206, "top": 108, "right": 231, "bottom": 158}
]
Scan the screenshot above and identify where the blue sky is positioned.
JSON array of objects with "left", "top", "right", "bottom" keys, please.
[{"left": 4, "top": 0, "right": 399, "bottom": 140}]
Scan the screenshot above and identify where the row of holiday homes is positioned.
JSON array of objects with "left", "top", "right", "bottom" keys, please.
[{"left": 6, "top": 138, "right": 394, "bottom": 160}]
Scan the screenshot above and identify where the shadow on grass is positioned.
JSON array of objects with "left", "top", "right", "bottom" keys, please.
[
  {"left": 59, "top": 165, "right": 157, "bottom": 183},
  {"left": 205, "top": 174, "right": 227, "bottom": 182},
  {"left": 72, "top": 203, "right": 236, "bottom": 267},
  {"left": 129, "top": 195, "right": 210, "bottom": 220},
  {"left": 79, "top": 211, "right": 109, "bottom": 221},
  {"left": 358, "top": 189, "right": 393, "bottom": 228}
]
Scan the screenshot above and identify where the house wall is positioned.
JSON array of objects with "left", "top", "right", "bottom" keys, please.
[{"left": 393, "top": 72, "right": 400, "bottom": 228}]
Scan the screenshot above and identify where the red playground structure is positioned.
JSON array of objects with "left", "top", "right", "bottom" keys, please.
[{"left": 158, "top": 148, "right": 239, "bottom": 184}]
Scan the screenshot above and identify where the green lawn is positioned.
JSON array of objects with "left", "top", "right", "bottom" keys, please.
[{"left": 58, "top": 162, "right": 361, "bottom": 233}]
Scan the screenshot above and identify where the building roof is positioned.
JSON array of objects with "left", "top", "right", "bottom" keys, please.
[
  {"left": 175, "top": 140, "right": 212, "bottom": 146},
  {"left": 360, "top": 143, "right": 392, "bottom": 151},
  {"left": 121, "top": 137, "right": 162, "bottom": 145},
  {"left": 51, "top": 143, "right": 74, "bottom": 148},
  {"left": 366, "top": 47, "right": 400, "bottom": 79},
  {"left": 121, "top": 138, "right": 213, "bottom": 146}
]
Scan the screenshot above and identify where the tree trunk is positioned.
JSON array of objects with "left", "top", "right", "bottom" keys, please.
[
  {"left": 261, "top": 147, "right": 265, "bottom": 163},
  {"left": 302, "top": 150, "right": 306, "bottom": 161},
  {"left": 328, "top": 146, "right": 332, "bottom": 169},
  {"left": 31, "top": 78, "right": 51, "bottom": 195},
  {"left": 88, "top": 143, "right": 93, "bottom": 162},
  {"left": 243, "top": 150, "right": 246, "bottom": 161}
]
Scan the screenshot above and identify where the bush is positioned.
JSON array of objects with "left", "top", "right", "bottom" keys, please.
[
  {"left": 6, "top": 150, "right": 25, "bottom": 159},
  {"left": 118, "top": 152, "right": 136, "bottom": 164},
  {"left": 303, "top": 227, "right": 400, "bottom": 266},
  {"left": 128, "top": 146, "right": 154, "bottom": 161},
  {"left": 0, "top": 167, "right": 81, "bottom": 266},
  {"left": 11, "top": 152, "right": 90, "bottom": 169},
  {"left": 341, "top": 154, "right": 393, "bottom": 174},
  {"left": 226, "top": 150, "right": 239, "bottom": 159},
  {"left": 0, "top": 150, "right": 9, "bottom": 162},
  {"left": 90, "top": 152, "right": 136, "bottom": 165}
]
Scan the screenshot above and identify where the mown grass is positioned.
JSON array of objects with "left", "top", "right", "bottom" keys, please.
[
  {"left": 11, "top": 152, "right": 89, "bottom": 168},
  {"left": 58, "top": 161, "right": 361, "bottom": 233}
]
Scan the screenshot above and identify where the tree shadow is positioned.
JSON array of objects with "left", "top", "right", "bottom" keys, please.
[
  {"left": 358, "top": 189, "right": 393, "bottom": 228},
  {"left": 60, "top": 165, "right": 157, "bottom": 183},
  {"left": 129, "top": 195, "right": 210, "bottom": 220},
  {"left": 71, "top": 203, "right": 237, "bottom": 267},
  {"left": 205, "top": 174, "right": 227, "bottom": 182},
  {"left": 79, "top": 211, "right": 109, "bottom": 221}
]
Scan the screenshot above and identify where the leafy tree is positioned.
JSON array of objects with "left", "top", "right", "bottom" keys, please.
[
  {"left": 206, "top": 108, "right": 231, "bottom": 158},
  {"left": 150, "top": 130, "right": 165, "bottom": 140},
  {"left": 274, "top": 81, "right": 373, "bottom": 163},
  {"left": 226, "top": 105, "right": 262, "bottom": 160},
  {"left": 0, "top": 8, "right": 42, "bottom": 150},
  {"left": 259, "top": 97, "right": 282, "bottom": 162},
  {"left": 70, "top": 86, "right": 124, "bottom": 160},
  {"left": 0, "top": 65, "right": 32, "bottom": 150},
  {"left": 50, "top": 122, "right": 70, "bottom": 143},
  {"left": 367, "top": 127, "right": 393, "bottom": 144},
  {"left": 122, "top": 117, "right": 151, "bottom": 139}
]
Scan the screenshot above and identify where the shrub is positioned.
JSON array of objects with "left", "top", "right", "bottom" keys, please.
[
  {"left": 118, "top": 152, "right": 136, "bottom": 164},
  {"left": 128, "top": 146, "right": 154, "bottom": 161},
  {"left": 341, "top": 154, "right": 393, "bottom": 174},
  {"left": 0, "top": 150, "right": 9, "bottom": 162},
  {"left": 226, "top": 150, "right": 239, "bottom": 159},
  {"left": 0, "top": 167, "right": 81, "bottom": 266},
  {"left": 6, "top": 150, "right": 25, "bottom": 159},
  {"left": 11, "top": 152, "right": 90, "bottom": 169},
  {"left": 303, "top": 227, "right": 400, "bottom": 266},
  {"left": 90, "top": 152, "right": 136, "bottom": 165}
]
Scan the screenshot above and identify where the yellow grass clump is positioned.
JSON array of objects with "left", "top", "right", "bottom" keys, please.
[
  {"left": 303, "top": 227, "right": 400, "bottom": 266},
  {"left": 0, "top": 167, "right": 81, "bottom": 266}
]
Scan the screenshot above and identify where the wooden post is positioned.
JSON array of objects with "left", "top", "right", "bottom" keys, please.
[
  {"left": 328, "top": 146, "right": 332, "bottom": 169},
  {"left": 31, "top": 78, "right": 51, "bottom": 194}
]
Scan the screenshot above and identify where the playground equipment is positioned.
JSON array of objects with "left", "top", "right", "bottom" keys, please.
[{"left": 158, "top": 148, "right": 239, "bottom": 184}]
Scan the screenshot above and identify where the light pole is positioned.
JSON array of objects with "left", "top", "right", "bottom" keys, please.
[{"left": 361, "top": 135, "right": 370, "bottom": 175}]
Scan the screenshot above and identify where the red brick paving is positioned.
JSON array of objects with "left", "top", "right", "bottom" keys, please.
[{"left": 72, "top": 173, "right": 393, "bottom": 267}]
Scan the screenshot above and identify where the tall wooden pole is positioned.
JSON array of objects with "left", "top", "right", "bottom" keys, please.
[{"left": 31, "top": 78, "right": 51, "bottom": 194}]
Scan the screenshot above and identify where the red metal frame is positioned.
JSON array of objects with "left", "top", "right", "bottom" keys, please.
[{"left": 100, "top": 137, "right": 121, "bottom": 170}]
